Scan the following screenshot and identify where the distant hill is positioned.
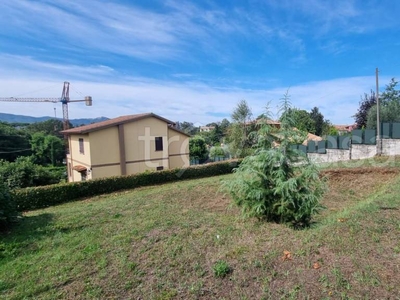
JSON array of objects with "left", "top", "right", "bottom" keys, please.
[{"left": 0, "top": 113, "right": 109, "bottom": 126}]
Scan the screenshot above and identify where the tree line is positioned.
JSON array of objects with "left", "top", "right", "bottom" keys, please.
[
  {"left": 0, "top": 119, "right": 69, "bottom": 188},
  {"left": 354, "top": 78, "right": 400, "bottom": 129},
  {"left": 185, "top": 100, "right": 337, "bottom": 161}
]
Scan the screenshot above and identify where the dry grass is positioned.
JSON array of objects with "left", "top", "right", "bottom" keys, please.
[{"left": 1, "top": 164, "right": 400, "bottom": 299}]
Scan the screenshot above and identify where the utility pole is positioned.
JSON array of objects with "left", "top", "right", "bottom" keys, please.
[{"left": 376, "top": 68, "right": 381, "bottom": 155}]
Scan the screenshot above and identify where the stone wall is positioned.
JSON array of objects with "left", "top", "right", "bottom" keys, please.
[{"left": 307, "top": 139, "right": 399, "bottom": 164}]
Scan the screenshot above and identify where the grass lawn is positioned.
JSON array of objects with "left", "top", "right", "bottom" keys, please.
[{"left": 1, "top": 158, "right": 400, "bottom": 299}]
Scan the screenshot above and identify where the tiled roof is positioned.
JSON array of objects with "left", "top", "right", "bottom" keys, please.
[
  {"left": 61, "top": 113, "right": 180, "bottom": 135},
  {"left": 302, "top": 132, "right": 323, "bottom": 145},
  {"left": 334, "top": 124, "right": 357, "bottom": 131}
]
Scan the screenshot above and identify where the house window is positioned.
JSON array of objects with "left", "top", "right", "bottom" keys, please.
[
  {"left": 155, "top": 137, "right": 163, "bottom": 151},
  {"left": 156, "top": 166, "right": 164, "bottom": 171},
  {"left": 79, "top": 138, "right": 84, "bottom": 154}
]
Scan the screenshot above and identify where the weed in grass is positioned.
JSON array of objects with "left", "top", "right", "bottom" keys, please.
[
  {"left": 213, "top": 260, "right": 231, "bottom": 278},
  {"left": 286, "top": 284, "right": 302, "bottom": 300},
  {"left": 226, "top": 245, "right": 248, "bottom": 259},
  {"left": 155, "top": 288, "right": 178, "bottom": 300},
  {"left": 169, "top": 245, "right": 183, "bottom": 258},
  {"left": 331, "top": 267, "right": 351, "bottom": 290},
  {"left": 194, "top": 262, "right": 207, "bottom": 277},
  {"left": 189, "top": 280, "right": 204, "bottom": 296},
  {"left": 253, "top": 259, "right": 262, "bottom": 268},
  {"left": 318, "top": 274, "right": 331, "bottom": 288}
]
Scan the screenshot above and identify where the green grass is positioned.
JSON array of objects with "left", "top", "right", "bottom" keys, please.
[{"left": 1, "top": 159, "right": 400, "bottom": 299}]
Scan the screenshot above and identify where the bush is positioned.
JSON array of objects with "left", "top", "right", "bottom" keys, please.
[
  {"left": 12, "top": 160, "right": 241, "bottom": 212},
  {"left": 0, "top": 157, "right": 66, "bottom": 189},
  {"left": 189, "top": 135, "right": 208, "bottom": 160},
  {"left": 209, "top": 146, "right": 226, "bottom": 160},
  {"left": 224, "top": 93, "right": 326, "bottom": 227},
  {"left": 0, "top": 182, "right": 19, "bottom": 230},
  {"left": 212, "top": 260, "right": 231, "bottom": 278}
]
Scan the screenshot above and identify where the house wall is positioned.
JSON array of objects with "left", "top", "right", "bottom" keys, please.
[
  {"left": 123, "top": 117, "right": 169, "bottom": 171},
  {"left": 89, "top": 127, "right": 120, "bottom": 166},
  {"left": 69, "top": 134, "right": 91, "bottom": 165},
  {"left": 168, "top": 128, "right": 190, "bottom": 169},
  {"left": 68, "top": 134, "right": 91, "bottom": 182},
  {"left": 126, "top": 159, "right": 169, "bottom": 174},
  {"left": 91, "top": 165, "right": 121, "bottom": 179}
]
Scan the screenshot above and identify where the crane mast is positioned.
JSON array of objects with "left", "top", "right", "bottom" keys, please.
[{"left": 0, "top": 81, "right": 92, "bottom": 131}]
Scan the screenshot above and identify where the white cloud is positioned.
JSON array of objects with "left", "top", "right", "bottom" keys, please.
[{"left": 0, "top": 56, "right": 388, "bottom": 125}]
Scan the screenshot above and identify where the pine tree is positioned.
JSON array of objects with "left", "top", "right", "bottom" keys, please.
[{"left": 224, "top": 92, "right": 326, "bottom": 227}]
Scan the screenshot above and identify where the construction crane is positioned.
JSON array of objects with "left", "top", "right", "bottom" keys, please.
[{"left": 0, "top": 81, "right": 92, "bottom": 131}]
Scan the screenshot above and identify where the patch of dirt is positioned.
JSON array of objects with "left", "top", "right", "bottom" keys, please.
[
  {"left": 319, "top": 167, "right": 399, "bottom": 214},
  {"left": 321, "top": 166, "right": 399, "bottom": 179}
]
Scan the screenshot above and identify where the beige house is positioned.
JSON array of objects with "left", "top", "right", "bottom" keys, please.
[
  {"left": 199, "top": 126, "right": 215, "bottom": 132},
  {"left": 61, "top": 113, "right": 190, "bottom": 182}
]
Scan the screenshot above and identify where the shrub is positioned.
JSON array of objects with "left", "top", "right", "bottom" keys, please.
[
  {"left": 224, "top": 92, "right": 326, "bottom": 227},
  {"left": 209, "top": 146, "right": 226, "bottom": 160},
  {"left": 212, "top": 260, "right": 231, "bottom": 278},
  {"left": 0, "top": 157, "right": 66, "bottom": 189},
  {"left": 189, "top": 135, "right": 208, "bottom": 160},
  {"left": 12, "top": 160, "right": 241, "bottom": 212},
  {"left": 0, "top": 181, "right": 19, "bottom": 230}
]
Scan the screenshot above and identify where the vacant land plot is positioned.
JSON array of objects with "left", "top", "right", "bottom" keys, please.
[{"left": 1, "top": 163, "right": 400, "bottom": 299}]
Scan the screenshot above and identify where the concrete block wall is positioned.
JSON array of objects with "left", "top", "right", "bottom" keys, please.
[
  {"left": 381, "top": 139, "right": 400, "bottom": 156},
  {"left": 307, "top": 139, "right": 398, "bottom": 164},
  {"left": 308, "top": 149, "right": 350, "bottom": 163},
  {"left": 351, "top": 144, "right": 376, "bottom": 160}
]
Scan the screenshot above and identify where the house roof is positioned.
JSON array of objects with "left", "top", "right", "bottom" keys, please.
[
  {"left": 302, "top": 132, "right": 323, "bottom": 145},
  {"left": 61, "top": 113, "right": 189, "bottom": 136},
  {"left": 334, "top": 124, "right": 357, "bottom": 132}
]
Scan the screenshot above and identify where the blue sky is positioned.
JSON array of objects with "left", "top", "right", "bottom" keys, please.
[{"left": 0, "top": 0, "right": 399, "bottom": 126}]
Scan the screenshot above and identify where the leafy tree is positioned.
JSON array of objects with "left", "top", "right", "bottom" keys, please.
[
  {"left": 209, "top": 124, "right": 224, "bottom": 145},
  {"left": 309, "top": 107, "right": 333, "bottom": 136},
  {"left": 0, "top": 122, "right": 31, "bottom": 162},
  {"left": 232, "top": 99, "right": 252, "bottom": 124},
  {"left": 209, "top": 146, "right": 226, "bottom": 160},
  {"left": 26, "top": 119, "right": 70, "bottom": 138},
  {"left": 353, "top": 91, "right": 376, "bottom": 129},
  {"left": 0, "top": 157, "right": 65, "bottom": 189},
  {"left": 189, "top": 135, "right": 208, "bottom": 160},
  {"left": 219, "top": 118, "right": 231, "bottom": 136},
  {"left": 326, "top": 125, "right": 339, "bottom": 136},
  {"left": 227, "top": 100, "right": 254, "bottom": 157},
  {"left": 30, "top": 132, "right": 65, "bottom": 166},
  {"left": 310, "top": 107, "right": 325, "bottom": 136},
  {"left": 175, "top": 121, "right": 199, "bottom": 136},
  {"left": 224, "top": 92, "right": 326, "bottom": 227},
  {"left": 280, "top": 108, "right": 316, "bottom": 133},
  {"left": 366, "top": 78, "right": 400, "bottom": 129}
]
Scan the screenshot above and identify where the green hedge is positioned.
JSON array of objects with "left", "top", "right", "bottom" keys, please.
[{"left": 11, "top": 160, "right": 241, "bottom": 211}]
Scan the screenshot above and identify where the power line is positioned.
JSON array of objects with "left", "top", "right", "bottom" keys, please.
[{"left": 0, "top": 148, "right": 31, "bottom": 154}]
